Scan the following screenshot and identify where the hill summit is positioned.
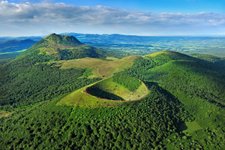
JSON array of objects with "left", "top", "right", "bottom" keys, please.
[
  {"left": 44, "top": 33, "right": 82, "bottom": 46},
  {"left": 17, "top": 33, "right": 104, "bottom": 62}
]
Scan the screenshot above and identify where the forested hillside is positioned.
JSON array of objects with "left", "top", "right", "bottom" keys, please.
[
  {"left": 0, "top": 34, "right": 104, "bottom": 106},
  {"left": 0, "top": 39, "right": 225, "bottom": 149},
  {"left": 15, "top": 33, "right": 104, "bottom": 64},
  {"left": 0, "top": 83, "right": 190, "bottom": 149},
  {"left": 122, "top": 51, "right": 225, "bottom": 149}
]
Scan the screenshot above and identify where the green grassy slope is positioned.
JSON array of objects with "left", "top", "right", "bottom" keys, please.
[
  {"left": 0, "top": 50, "right": 224, "bottom": 149},
  {"left": 58, "top": 77, "right": 149, "bottom": 107},
  {"left": 124, "top": 51, "right": 225, "bottom": 149},
  {"left": 56, "top": 56, "right": 139, "bottom": 78},
  {"left": 57, "top": 82, "right": 122, "bottom": 108},
  {"left": 90, "top": 77, "right": 149, "bottom": 101}
]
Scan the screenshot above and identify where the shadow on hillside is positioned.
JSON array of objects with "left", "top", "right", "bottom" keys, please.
[
  {"left": 144, "top": 81, "right": 191, "bottom": 132},
  {"left": 86, "top": 86, "right": 124, "bottom": 101}
]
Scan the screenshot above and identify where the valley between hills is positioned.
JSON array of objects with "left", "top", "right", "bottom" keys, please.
[{"left": 0, "top": 34, "right": 225, "bottom": 149}]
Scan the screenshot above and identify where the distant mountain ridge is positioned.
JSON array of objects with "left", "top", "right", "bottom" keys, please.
[
  {"left": 0, "top": 39, "right": 36, "bottom": 53},
  {"left": 15, "top": 33, "right": 104, "bottom": 63}
]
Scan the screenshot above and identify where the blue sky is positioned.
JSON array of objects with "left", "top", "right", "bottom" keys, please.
[
  {"left": 1, "top": 0, "right": 225, "bottom": 36},
  {"left": 66, "top": 0, "right": 225, "bottom": 13},
  {"left": 10, "top": 0, "right": 225, "bottom": 13}
]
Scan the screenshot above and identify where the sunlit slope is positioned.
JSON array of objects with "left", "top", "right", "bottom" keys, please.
[
  {"left": 57, "top": 85, "right": 121, "bottom": 108},
  {"left": 58, "top": 77, "right": 149, "bottom": 107},
  {"left": 148, "top": 58, "right": 225, "bottom": 106},
  {"left": 87, "top": 78, "right": 149, "bottom": 101},
  {"left": 56, "top": 56, "right": 139, "bottom": 78},
  {"left": 146, "top": 50, "right": 194, "bottom": 60}
]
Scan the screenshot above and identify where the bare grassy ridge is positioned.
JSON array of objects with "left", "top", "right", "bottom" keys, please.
[{"left": 56, "top": 56, "right": 140, "bottom": 78}]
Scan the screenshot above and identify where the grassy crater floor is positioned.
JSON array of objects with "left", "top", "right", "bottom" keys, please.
[{"left": 57, "top": 78, "right": 150, "bottom": 108}]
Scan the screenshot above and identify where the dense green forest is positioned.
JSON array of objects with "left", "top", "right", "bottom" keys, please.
[
  {"left": 0, "top": 35, "right": 225, "bottom": 149},
  {"left": 0, "top": 83, "right": 192, "bottom": 149},
  {"left": 121, "top": 51, "right": 225, "bottom": 149},
  {"left": 0, "top": 62, "right": 99, "bottom": 106},
  {"left": 0, "top": 34, "right": 104, "bottom": 106}
]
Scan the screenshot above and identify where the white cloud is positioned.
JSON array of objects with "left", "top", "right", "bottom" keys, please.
[{"left": 0, "top": 0, "right": 225, "bottom": 36}]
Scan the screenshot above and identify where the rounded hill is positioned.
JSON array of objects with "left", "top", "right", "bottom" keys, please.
[
  {"left": 57, "top": 77, "right": 150, "bottom": 108},
  {"left": 15, "top": 33, "right": 104, "bottom": 63},
  {"left": 145, "top": 50, "right": 195, "bottom": 62}
]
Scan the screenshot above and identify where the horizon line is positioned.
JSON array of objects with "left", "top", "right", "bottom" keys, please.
[{"left": 1, "top": 32, "right": 225, "bottom": 38}]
